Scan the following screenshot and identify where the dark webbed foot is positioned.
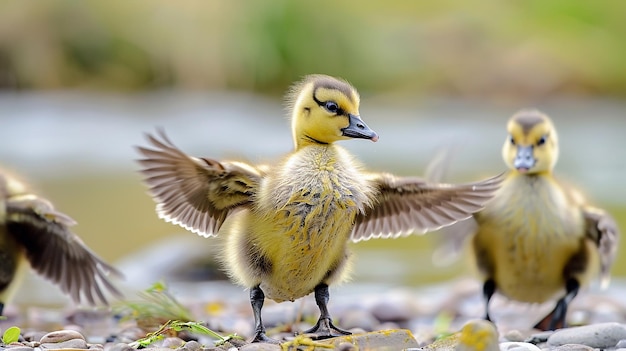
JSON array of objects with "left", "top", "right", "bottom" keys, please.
[
  {"left": 482, "top": 279, "right": 496, "bottom": 322},
  {"left": 301, "top": 283, "right": 351, "bottom": 339},
  {"left": 533, "top": 278, "right": 580, "bottom": 331},
  {"left": 249, "top": 285, "right": 280, "bottom": 344},
  {"left": 250, "top": 331, "right": 280, "bottom": 344},
  {"left": 303, "top": 317, "right": 351, "bottom": 339}
]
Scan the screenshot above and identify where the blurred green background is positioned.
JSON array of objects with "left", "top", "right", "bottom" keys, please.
[{"left": 0, "top": 0, "right": 624, "bottom": 298}]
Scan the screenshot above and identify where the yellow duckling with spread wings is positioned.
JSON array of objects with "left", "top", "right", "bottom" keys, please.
[
  {"left": 467, "top": 109, "right": 619, "bottom": 330},
  {"left": 136, "top": 74, "right": 502, "bottom": 343},
  {"left": 0, "top": 169, "right": 122, "bottom": 314}
]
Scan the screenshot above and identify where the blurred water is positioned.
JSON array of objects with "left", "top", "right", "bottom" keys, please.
[{"left": 1, "top": 92, "right": 624, "bottom": 202}]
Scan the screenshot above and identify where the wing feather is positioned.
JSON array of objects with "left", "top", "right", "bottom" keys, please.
[
  {"left": 351, "top": 173, "right": 503, "bottom": 242},
  {"left": 5, "top": 197, "right": 122, "bottom": 305},
  {"left": 583, "top": 207, "right": 620, "bottom": 289},
  {"left": 136, "top": 129, "right": 263, "bottom": 237}
]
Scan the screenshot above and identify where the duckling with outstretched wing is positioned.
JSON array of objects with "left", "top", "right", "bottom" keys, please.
[{"left": 137, "top": 74, "right": 503, "bottom": 343}]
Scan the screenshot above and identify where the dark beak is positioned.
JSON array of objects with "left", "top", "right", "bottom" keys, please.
[
  {"left": 514, "top": 145, "right": 535, "bottom": 172},
  {"left": 342, "top": 114, "right": 379, "bottom": 142}
]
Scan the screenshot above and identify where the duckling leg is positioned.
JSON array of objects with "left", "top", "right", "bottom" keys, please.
[
  {"left": 302, "top": 283, "right": 350, "bottom": 339},
  {"left": 482, "top": 279, "right": 496, "bottom": 322},
  {"left": 533, "top": 278, "right": 579, "bottom": 331},
  {"left": 249, "top": 285, "right": 279, "bottom": 343}
]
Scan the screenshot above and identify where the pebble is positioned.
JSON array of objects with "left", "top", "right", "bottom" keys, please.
[
  {"left": 338, "top": 309, "right": 379, "bottom": 331},
  {"left": 40, "top": 338, "right": 89, "bottom": 349},
  {"left": 547, "top": 322, "right": 626, "bottom": 348},
  {"left": 237, "top": 343, "right": 281, "bottom": 351},
  {"left": 502, "top": 330, "right": 525, "bottom": 342},
  {"left": 160, "top": 337, "right": 185, "bottom": 348},
  {"left": 551, "top": 344, "right": 596, "bottom": 351},
  {"left": 370, "top": 293, "right": 418, "bottom": 324},
  {"left": 105, "top": 342, "right": 135, "bottom": 351},
  {"left": 4, "top": 279, "right": 626, "bottom": 350},
  {"left": 40, "top": 330, "right": 86, "bottom": 343},
  {"left": 499, "top": 342, "right": 542, "bottom": 351},
  {"left": 4, "top": 347, "right": 35, "bottom": 351},
  {"left": 183, "top": 340, "right": 202, "bottom": 351}
]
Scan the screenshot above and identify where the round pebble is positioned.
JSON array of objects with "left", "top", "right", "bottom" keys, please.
[
  {"left": 160, "top": 337, "right": 185, "bottom": 348},
  {"left": 499, "top": 342, "right": 542, "bottom": 351},
  {"left": 4, "top": 347, "right": 35, "bottom": 351},
  {"left": 105, "top": 342, "right": 134, "bottom": 351},
  {"left": 183, "top": 340, "right": 202, "bottom": 351},
  {"left": 40, "top": 330, "right": 86, "bottom": 343},
  {"left": 336, "top": 342, "right": 358, "bottom": 351},
  {"left": 502, "top": 330, "right": 525, "bottom": 342},
  {"left": 547, "top": 322, "right": 626, "bottom": 348},
  {"left": 22, "top": 331, "right": 47, "bottom": 343},
  {"left": 617, "top": 339, "right": 626, "bottom": 348},
  {"left": 551, "top": 344, "right": 596, "bottom": 351},
  {"left": 40, "top": 338, "right": 88, "bottom": 349},
  {"left": 238, "top": 342, "right": 281, "bottom": 350},
  {"left": 339, "top": 309, "right": 379, "bottom": 331}
]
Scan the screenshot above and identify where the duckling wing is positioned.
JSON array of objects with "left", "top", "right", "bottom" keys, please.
[
  {"left": 350, "top": 173, "right": 503, "bottom": 242},
  {"left": 5, "top": 196, "right": 122, "bottom": 305},
  {"left": 136, "top": 130, "right": 262, "bottom": 237},
  {"left": 583, "top": 207, "right": 620, "bottom": 289}
]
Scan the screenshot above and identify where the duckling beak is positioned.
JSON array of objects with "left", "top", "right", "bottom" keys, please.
[
  {"left": 342, "top": 114, "right": 379, "bottom": 142},
  {"left": 514, "top": 145, "right": 535, "bottom": 173}
]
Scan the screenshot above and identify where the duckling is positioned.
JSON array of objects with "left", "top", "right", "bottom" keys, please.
[
  {"left": 136, "top": 74, "right": 503, "bottom": 343},
  {"left": 465, "top": 109, "right": 619, "bottom": 330},
  {"left": 0, "top": 168, "right": 122, "bottom": 315}
]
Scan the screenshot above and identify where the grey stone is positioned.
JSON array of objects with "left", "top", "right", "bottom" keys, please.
[
  {"left": 336, "top": 342, "right": 358, "bottom": 351},
  {"left": 40, "top": 330, "right": 86, "bottom": 344},
  {"left": 551, "top": 344, "right": 596, "bottom": 351},
  {"left": 40, "top": 338, "right": 88, "bottom": 349},
  {"left": 370, "top": 297, "right": 417, "bottom": 323},
  {"left": 183, "top": 340, "right": 202, "bottom": 351},
  {"left": 525, "top": 331, "right": 554, "bottom": 344},
  {"left": 317, "top": 329, "right": 420, "bottom": 350},
  {"left": 499, "top": 342, "right": 542, "bottom": 351},
  {"left": 104, "top": 343, "right": 134, "bottom": 351},
  {"left": 547, "top": 322, "right": 626, "bottom": 348},
  {"left": 22, "top": 332, "right": 46, "bottom": 343},
  {"left": 339, "top": 309, "right": 379, "bottom": 331},
  {"left": 503, "top": 330, "right": 525, "bottom": 342},
  {"left": 160, "top": 337, "right": 185, "bottom": 349},
  {"left": 3, "top": 347, "right": 34, "bottom": 351},
  {"left": 238, "top": 342, "right": 281, "bottom": 351}
]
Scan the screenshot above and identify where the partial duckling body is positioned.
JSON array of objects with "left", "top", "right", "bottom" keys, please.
[
  {"left": 137, "top": 74, "right": 503, "bottom": 343},
  {"left": 0, "top": 169, "right": 122, "bottom": 314},
  {"left": 227, "top": 144, "right": 373, "bottom": 302},
  {"left": 472, "top": 110, "right": 618, "bottom": 330}
]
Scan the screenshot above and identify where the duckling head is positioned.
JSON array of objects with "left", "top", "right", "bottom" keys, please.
[
  {"left": 502, "top": 109, "right": 559, "bottom": 174},
  {"left": 287, "top": 74, "right": 378, "bottom": 149}
]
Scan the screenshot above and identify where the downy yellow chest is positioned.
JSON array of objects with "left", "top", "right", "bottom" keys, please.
[
  {"left": 252, "top": 145, "right": 373, "bottom": 300},
  {"left": 475, "top": 174, "right": 584, "bottom": 302}
]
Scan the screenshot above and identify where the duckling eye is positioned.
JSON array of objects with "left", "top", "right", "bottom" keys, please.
[
  {"left": 509, "top": 136, "right": 516, "bottom": 145},
  {"left": 323, "top": 101, "right": 340, "bottom": 114},
  {"left": 537, "top": 135, "right": 547, "bottom": 146}
]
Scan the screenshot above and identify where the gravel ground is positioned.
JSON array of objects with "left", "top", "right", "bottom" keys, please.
[{"left": 2, "top": 277, "right": 626, "bottom": 350}]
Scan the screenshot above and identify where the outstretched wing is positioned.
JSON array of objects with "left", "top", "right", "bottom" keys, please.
[
  {"left": 351, "top": 173, "right": 503, "bottom": 242},
  {"left": 584, "top": 206, "right": 620, "bottom": 289},
  {"left": 136, "top": 129, "right": 263, "bottom": 237},
  {"left": 5, "top": 196, "right": 122, "bottom": 305}
]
